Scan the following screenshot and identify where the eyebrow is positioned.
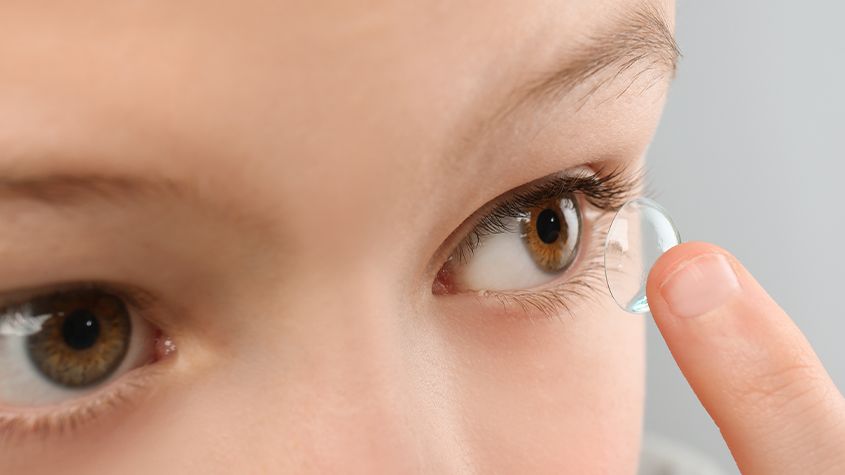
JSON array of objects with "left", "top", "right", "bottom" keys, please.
[
  {"left": 0, "top": 172, "right": 183, "bottom": 206},
  {"left": 0, "top": 169, "right": 284, "bottom": 237},
  {"left": 494, "top": 2, "right": 679, "bottom": 121},
  {"left": 0, "top": 4, "right": 678, "bottom": 213}
]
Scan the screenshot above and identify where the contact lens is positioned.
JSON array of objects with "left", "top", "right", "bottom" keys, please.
[{"left": 604, "top": 198, "right": 681, "bottom": 314}]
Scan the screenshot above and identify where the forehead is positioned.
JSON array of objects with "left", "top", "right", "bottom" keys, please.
[{"left": 0, "top": 0, "right": 671, "bottom": 249}]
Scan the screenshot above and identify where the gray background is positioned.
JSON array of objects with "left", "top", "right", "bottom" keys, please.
[{"left": 644, "top": 1, "right": 844, "bottom": 473}]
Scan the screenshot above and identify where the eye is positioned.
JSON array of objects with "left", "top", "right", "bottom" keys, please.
[
  {"left": 440, "top": 192, "right": 584, "bottom": 292},
  {"left": 0, "top": 287, "right": 158, "bottom": 406},
  {"left": 432, "top": 167, "right": 643, "bottom": 311}
]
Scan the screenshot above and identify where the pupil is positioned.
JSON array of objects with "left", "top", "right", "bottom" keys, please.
[
  {"left": 61, "top": 309, "right": 101, "bottom": 350},
  {"left": 536, "top": 208, "right": 561, "bottom": 244}
]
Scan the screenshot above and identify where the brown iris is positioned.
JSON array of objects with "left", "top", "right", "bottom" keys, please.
[
  {"left": 26, "top": 289, "right": 131, "bottom": 388},
  {"left": 522, "top": 195, "right": 581, "bottom": 272}
]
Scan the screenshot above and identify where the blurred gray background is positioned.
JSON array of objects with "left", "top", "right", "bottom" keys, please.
[{"left": 644, "top": 1, "right": 844, "bottom": 473}]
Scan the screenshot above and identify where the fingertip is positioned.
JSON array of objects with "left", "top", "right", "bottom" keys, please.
[
  {"left": 647, "top": 241, "right": 729, "bottom": 284},
  {"left": 646, "top": 241, "right": 740, "bottom": 320}
]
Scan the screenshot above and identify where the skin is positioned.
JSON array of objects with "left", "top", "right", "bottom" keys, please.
[
  {"left": 0, "top": 0, "right": 674, "bottom": 473},
  {"left": 4, "top": 1, "right": 843, "bottom": 474}
]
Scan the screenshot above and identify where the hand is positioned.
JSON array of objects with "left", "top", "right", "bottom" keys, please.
[{"left": 646, "top": 242, "right": 845, "bottom": 474}]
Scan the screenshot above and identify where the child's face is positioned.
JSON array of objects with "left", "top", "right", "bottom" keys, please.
[{"left": 0, "top": 0, "right": 675, "bottom": 473}]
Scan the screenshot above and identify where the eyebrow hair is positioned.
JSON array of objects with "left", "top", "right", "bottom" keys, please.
[
  {"left": 0, "top": 169, "right": 285, "bottom": 238},
  {"left": 0, "top": 172, "right": 183, "bottom": 205},
  {"left": 494, "top": 2, "right": 679, "bottom": 121},
  {"left": 0, "top": 4, "right": 678, "bottom": 217}
]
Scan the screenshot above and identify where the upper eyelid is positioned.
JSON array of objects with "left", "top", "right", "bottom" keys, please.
[
  {"left": 0, "top": 282, "right": 157, "bottom": 321},
  {"left": 455, "top": 166, "right": 644, "bottom": 255},
  {"left": 510, "top": 166, "right": 644, "bottom": 212}
]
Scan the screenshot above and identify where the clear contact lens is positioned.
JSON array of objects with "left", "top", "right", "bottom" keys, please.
[{"left": 604, "top": 198, "right": 681, "bottom": 314}]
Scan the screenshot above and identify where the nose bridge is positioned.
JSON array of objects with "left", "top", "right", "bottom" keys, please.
[
  {"left": 310, "top": 291, "right": 413, "bottom": 470},
  {"left": 309, "top": 274, "right": 406, "bottom": 406},
  {"left": 244, "top": 271, "right": 428, "bottom": 471}
]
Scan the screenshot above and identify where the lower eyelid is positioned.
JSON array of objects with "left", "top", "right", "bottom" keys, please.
[
  {"left": 477, "top": 213, "right": 611, "bottom": 319},
  {"left": 444, "top": 200, "right": 611, "bottom": 321},
  {"left": 0, "top": 349, "right": 172, "bottom": 444}
]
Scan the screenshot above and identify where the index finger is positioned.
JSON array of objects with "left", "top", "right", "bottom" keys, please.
[{"left": 645, "top": 242, "right": 845, "bottom": 474}]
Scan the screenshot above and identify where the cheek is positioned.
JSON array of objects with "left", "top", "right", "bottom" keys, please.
[
  {"left": 0, "top": 288, "right": 645, "bottom": 474},
  {"left": 436, "top": 297, "right": 646, "bottom": 472}
]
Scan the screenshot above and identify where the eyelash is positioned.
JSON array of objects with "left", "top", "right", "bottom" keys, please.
[
  {"left": 444, "top": 166, "right": 644, "bottom": 319},
  {"left": 0, "top": 282, "right": 171, "bottom": 443}
]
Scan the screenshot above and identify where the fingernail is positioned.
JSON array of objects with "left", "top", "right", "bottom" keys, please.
[{"left": 659, "top": 253, "right": 741, "bottom": 318}]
